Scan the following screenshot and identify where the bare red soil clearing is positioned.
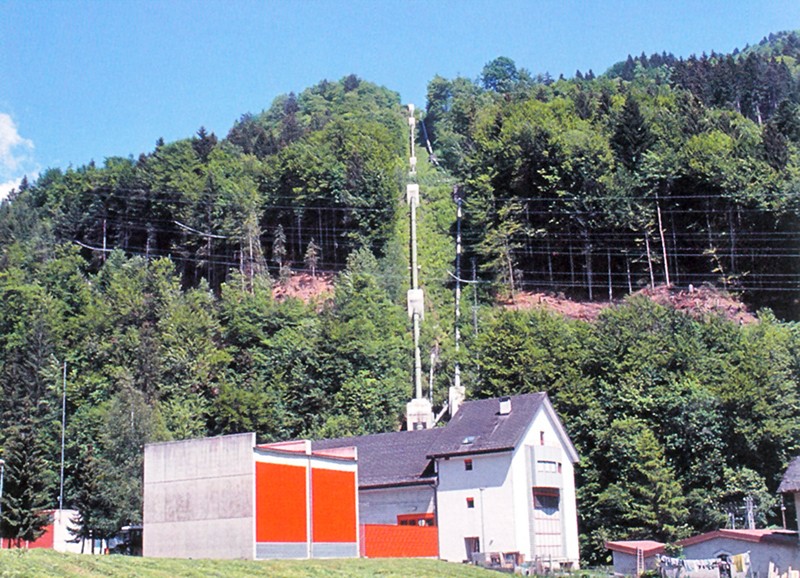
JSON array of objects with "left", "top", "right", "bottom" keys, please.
[
  {"left": 504, "top": 284, "right": 758, "bottom": 324},
  {"left": 275, "top": 273, "right": 757, "bottom": 325},
  {"left": 272, "top": 272, "right": 335, "bottom": 303}
]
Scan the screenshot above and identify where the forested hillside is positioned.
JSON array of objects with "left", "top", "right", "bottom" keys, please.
[
  {"left": 0, "top": 34, "right": 798, "bottom": 562},
  {"left": 425, "top": 31, "right": 800, "bottom": 320}
]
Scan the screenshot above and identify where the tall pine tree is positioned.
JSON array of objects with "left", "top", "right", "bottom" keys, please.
[{"left": 611, "top": 96, "right": 653, "bottom": 172}]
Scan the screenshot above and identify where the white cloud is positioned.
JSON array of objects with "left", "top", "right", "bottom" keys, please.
[
  {"left": 0, "top": 176, "right": 24, "bottom": 201},
  {"left": 0, "top": 113, "right": 33, "bottom": 172},
  {"left": 0, "top": 113, "right": 36, "bottom": 201}
]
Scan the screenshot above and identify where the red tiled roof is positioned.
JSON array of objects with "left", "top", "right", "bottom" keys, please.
[
  {"left": 679, "top": 529, "right": 798, "bottom": 547},
  {"left": 605, "top": 540, "right": 666, "bottom": 557}
]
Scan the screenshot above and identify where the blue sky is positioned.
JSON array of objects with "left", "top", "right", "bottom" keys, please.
[{"left": 1, "top": 0, "right": 799, "bottom": 198}]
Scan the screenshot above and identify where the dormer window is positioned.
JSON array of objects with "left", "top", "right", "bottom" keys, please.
[{"left": 462, "top": 436, "right": 476, "bottom": 445}]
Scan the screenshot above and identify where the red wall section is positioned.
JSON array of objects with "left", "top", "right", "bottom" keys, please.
[
  {"left": 361, "top": 524, "right": 439, "bottom": 558},
  {"left": 2, "top": 522, "right": 54, "bottom": 549},
  {"left": 256, "top": 462, "right": 307, "bottom": 543},
  {"left": 311, "top": 468, "right": 357, "bottom": 543},
  {"left": 31, "top": 523, "right": 55, "bottom": 549}
]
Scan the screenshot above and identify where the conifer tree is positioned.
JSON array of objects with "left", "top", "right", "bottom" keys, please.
[
  {"left": 0, "top": 419, "right": 52, "bottom": 547},
  {"left": 192, "top": 127, "right": 218, "bottom": 163},
  {"left": 304, "top": 238, "right": 320, "bottom": 277},
  {"left": 272, "top": 224, "right": 286, "bottom": 270},
  {"left": 70, "top": 446, "right": 117, "bottom": 553},
  {"left": 611, "top": 96, "right": 653, "bottom": 172}
]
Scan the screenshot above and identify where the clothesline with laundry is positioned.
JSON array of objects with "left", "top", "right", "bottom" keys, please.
[{"left": 660, "top": 552, "right": 751, "bottom": 578}]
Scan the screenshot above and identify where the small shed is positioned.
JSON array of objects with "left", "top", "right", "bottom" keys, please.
[
  {"left": 605, "top": 540, "right": 666, "bottom": 576},
  {"left": 678, "top": 529, "right": 800, "bottom": 578}
]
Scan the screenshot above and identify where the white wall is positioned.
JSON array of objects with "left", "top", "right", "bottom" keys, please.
[
  {"left": 510, "top": 405, "right": 580, "bottom": 566},
  {"left": 436, "top": 452, "right": 516, "bottom": 562},
  {"left": 51, "top": 509, "right": 84, "bottom": 554},
  {"left": 435, "top": 402, "right": 580, "bottom": 566},
  {"left": 358, "top": 485, "right": 435, "bottom": 524},
  {"left": 143, "top": 433, "right": 256, "bottom": 559}
]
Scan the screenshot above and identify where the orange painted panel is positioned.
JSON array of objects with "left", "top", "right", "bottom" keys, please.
[
  {"left": 255, "top": 462, "right": 307, "bottom": 543},
  {"left": 311, "top": 468, "right": 357, "bottom": 543},
  {"left": 361, "top": 524, "right": 439, "bottom": 558}
]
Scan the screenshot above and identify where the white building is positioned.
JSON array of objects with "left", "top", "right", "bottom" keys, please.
[{"left": 314, "top": 392, "right": 581, "bottom": 565}]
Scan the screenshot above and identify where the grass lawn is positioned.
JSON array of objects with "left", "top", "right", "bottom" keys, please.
[{"left": 0, "top": 549, "right": 500, "bottom": 577}]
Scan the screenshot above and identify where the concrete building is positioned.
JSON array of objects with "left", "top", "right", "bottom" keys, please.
[
  {"left": 142, "top": 392, "right": 580, "bottom": 565},
  {"left": 315, "top": 392, "right": 581, "bottom": 565},
  {"left": 143, "top": 433, "right": 358, "bottom": 559}
]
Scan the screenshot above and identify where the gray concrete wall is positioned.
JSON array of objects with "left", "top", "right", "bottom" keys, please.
[
  {"left": 143, "top": 433, "right": 255, "bottom": 559},
  {"left": 357, "top": 485, "right": 435, "bottom": 524},
  {"left": 683, "top": 539, "right": 800, "bottom": 578}
]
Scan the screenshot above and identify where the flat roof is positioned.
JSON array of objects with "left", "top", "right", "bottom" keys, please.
[{"left": 605, "top": 540, "right": 666, "bottom": 557}]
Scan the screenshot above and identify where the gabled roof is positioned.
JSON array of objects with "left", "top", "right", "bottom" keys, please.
[
  {"left": 605, "top": 540, "right": 666, "bottom": 557},
  {"left": 426, "top": 393, "right": 548, "bottom": 458},
  {"left": 778, "top": 455, "right": 800, "bottom": 493},
  {"left": 313, "top": 392, "right": 577, "bottom": 489},
  {"left": 313, "top": 428, "right": 441, "bottom": 489},
  {"left": 678, "top": 529, "right": 798, "bottom": 547}
]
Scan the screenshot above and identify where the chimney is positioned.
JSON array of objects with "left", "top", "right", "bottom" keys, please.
[{"left": 499, "top": 396, "right": 511, "bottom": 415}]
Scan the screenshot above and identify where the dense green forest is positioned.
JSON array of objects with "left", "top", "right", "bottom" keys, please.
[{"left": 0, "top": 32, "right": 799, "bottom": 562}]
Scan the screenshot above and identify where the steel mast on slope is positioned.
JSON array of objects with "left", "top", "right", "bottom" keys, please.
[{"left": 405, "top": 104, "right": 433, "bottom": 430}]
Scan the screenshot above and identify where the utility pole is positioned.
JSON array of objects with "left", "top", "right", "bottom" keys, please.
[
  {"left": 781, "top": 495, "right": 787, "bottom": 529},
  {"left": 472, "top": 258, "right": 479, "bottom": 336},
  {"left": 59, "top": 361, "right": 67, "bottom": 513},
  {"left": 0, "top": 458, "right": 5, "bottom": 549},
  {"left": 745, "top": 495, "right": 755, "bottom": 529}
]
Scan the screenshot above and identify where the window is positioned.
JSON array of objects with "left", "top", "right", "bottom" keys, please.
[
  {"left": 466, "top": 497, "right": 475, "bottom": 508},
  {"left": 465, "top": 459, "right": 473, "bottom": 471},
  {"left": 397, "top": 513, "right": 435, "bottom": 526},
  {"left": 540, "top": 431, "right": 545, "bottom": 445},
  {"left": 531, "top": 487, "right": 562, "bottom": 558},
  {"left": 532, "top": 487, "right": 560, "bottom": 514},
  {"left": 537, "top": 460, "right": 558, "bottom": 473}
]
